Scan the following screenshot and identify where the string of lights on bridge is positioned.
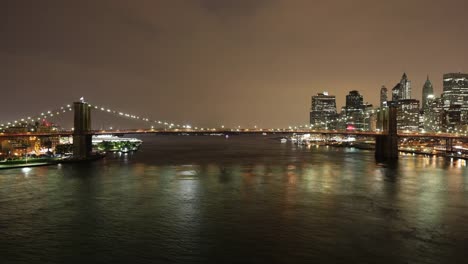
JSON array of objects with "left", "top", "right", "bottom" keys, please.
[
  {"left": 0, "top": 101, "right": 196, "bottom": 132},
  {"left": 84, "top": 100, "right": 195, "bottom": 131},
  {"left": 0, "top": 104, "right": 74, "bottom": 131},
  {"left": 1, "top": 99, "right": 467, "bottom": 136},
  {"left": 81, "top": 101, "right": 335, "bottom": 132}
]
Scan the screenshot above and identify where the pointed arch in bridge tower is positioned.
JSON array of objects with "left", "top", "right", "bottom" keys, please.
[
  {"left": 375, "top": 103, "right": 399, "bottom": 160},
  {"left": 73, "top": 102, "right": 92, "bottom": 158}
]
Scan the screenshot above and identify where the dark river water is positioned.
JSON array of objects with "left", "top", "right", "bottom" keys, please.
[{"left": 1, "top": 135, "right": 468, "bottom": 264}]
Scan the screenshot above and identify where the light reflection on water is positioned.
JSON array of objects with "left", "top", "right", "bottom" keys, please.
[{"left": 1, "top": 135, "right": 468, "bottom": 264}]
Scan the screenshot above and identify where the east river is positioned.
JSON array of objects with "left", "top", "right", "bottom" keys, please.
[{"left": 1, "top": 135, "right": 468, "bottom": 264}]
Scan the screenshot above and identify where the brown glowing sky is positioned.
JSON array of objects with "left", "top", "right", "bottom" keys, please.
[{"left": 1, "top": 0, "right": 468, "bottom": 128}]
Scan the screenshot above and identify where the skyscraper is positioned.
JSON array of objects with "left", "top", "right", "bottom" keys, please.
[
  {"left": 423, "top": 95, "right": 443, "bottom": 132},
  {"left": 399, "top": 72, "right": 411, "bottom": 99},
  {"left": 392, "top": 83, "right": 401, "bottom": 101},
  {"left": 421, "top": 75, "right": 434, "bottom": 110},
  {"left": 442, "top": 72, "right": 468, "bottom": 106},
  {"left": 345, "top": 90, "right": 365, "bottom": 130},
  {"left": 380, "top": 85, "right": 388, "bottom": 108},
  {"left": 309, "top": 92, "right": 338, "bottom": 129},
  {"left": 396, "top": 99, "right": 420, "bottom": 131},
  {"left": 441, "top": 73, "right": 468, "bottom": 129},
  {"left": 345, "top": 90, "right": 363, "bottom": 112}
]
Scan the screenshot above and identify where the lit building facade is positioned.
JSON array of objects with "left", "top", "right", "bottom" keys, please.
[
  {"left": 380, "top": 85, "right": 388, "bottom": 108},
  {"left": 400, "top": 73, "right": 411, "bottom": 99},
  {"left": 392, "top": 83, "right": 401, "bottom": 101},
  {"left": 344, "top": 90, "right": 367, "bottom": 130},
  {"left": 396, "top": 99, "right": 420, "bottom": 131},
  {"left": 423, "top": 95, "right": 443, "bottom": 132},
  {"left": 392, "top": 73, "right": 412, "bottom": 101},
  {"left": 309, "top": 92, "right": 338, "bottom": 129},
  {"left": 442, "top": 72, "right": 468, "bottom": 106},
  {"left": 421, "top": 76, "right": 434, "bottom": 110}
]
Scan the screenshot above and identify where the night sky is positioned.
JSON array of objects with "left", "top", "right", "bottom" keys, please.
[{"left": 2, "top": 0, "right": 468, "bottom": 128}]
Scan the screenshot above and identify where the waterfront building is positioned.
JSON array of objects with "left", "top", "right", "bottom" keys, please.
[
  {"left": 442, "top": 72, "right": 468, "bottom": 106},
  {"left": 444, "top": 104, "right": 462, "bottom": 131},
  {"left": 389, "top": 73, "right": 418, "bottom": 131},
  {"left": 309, "top": 92, "right": 338, "bottom": 129},
  {"left": 380, "top": 85, "right": 388, "bottom": 108},
  {"left": 343, "top": 90, "right": 366, "bottom": 130},
  {"left": 362, "top": 105, "right": 375, "bottom": 131},
  {"left": 418, "top": 109, "right": 424, "bottom": 131},
  {"left": 441, "top": 73, "right": 468, "bottom": 128},
  {"left": 421, "top": 75, "right": 434, "bottom": 110},
  {"left": 423, "top": 96, "right": 444, "bottom": 132},
  {"left": 367, "top": 110, "right": 377, "bottom": 131},
  {"left": 396, "top": 99, "right": 420, "bottom": 131}
]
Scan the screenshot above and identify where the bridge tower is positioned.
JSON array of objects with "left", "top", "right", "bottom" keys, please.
[
  {"left": 73, "top": 101, "right": 92, "bottom": 159},
  {"left": 375, "top": 102, "right": 398, "bottom": 160}
]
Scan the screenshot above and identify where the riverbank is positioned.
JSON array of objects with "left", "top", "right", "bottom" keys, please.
[
  {"left": 0, "top": 154, "right": 105, "bottom": 170},
  {"left": 0, "top": 161, "right": 59, "bottom": 170}
]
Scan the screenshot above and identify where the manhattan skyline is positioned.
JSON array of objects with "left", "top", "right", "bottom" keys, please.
[{"left": 1, "top": 0, "right": 468, "bottom": 127}]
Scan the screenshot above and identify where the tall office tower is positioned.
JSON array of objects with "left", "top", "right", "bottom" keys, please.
[
  {"left": 421, "top": 75, "right": 434, "bottom": 110},
  {"left": 423, "top": 96, "right": 443, "bottom": 132},
  {"left": 345, "top": 90, "right": 365, "bottom": 130},
  {"left": 392, "top": 83, "right": 401, "bottom": 101},
  {"left": 396, "top": 99, "right": 420, "bottom": 131},
  {"left": 442, "top": 73, "right": 468, "bottom": 128},
  {"left": 345, "top": 90, "right": 364, "bottom": 112},
  {"left": 392, "top": 73, "right": 412, "bottom": 101},
  {"left": 399, "top": 72, "right": 411, "bottom": 99},
  {"left": 442, "top": 72, "right": 468, "bottom": 106},
  {"left": 380, "top": 85, "right": 388, "bottom": 108},
  {"left": 309, "top": 92, "right": 338, "bottom": 129}
]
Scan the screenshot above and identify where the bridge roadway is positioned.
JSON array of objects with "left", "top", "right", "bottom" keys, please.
[{"left": 1, "top": 129, "right": 467, "bottom": 140}]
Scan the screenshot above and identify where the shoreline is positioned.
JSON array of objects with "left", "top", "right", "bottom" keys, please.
[{"left": 0, "top": 154, "right": 105, "bottom": 170}]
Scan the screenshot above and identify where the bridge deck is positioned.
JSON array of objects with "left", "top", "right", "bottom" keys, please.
[{"left": 1, "top": 130, "right": 467, "bottom": 139}]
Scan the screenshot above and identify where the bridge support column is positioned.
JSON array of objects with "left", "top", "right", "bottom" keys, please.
[
  {"left": 375, "top": 103, "right": 398, "bottom": 161},
  {"left": 73, "top": 102, "right": 92, "bottom": 159},
  {"left": 445, "top": 138, "right": 454, "bottom": 154}
]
